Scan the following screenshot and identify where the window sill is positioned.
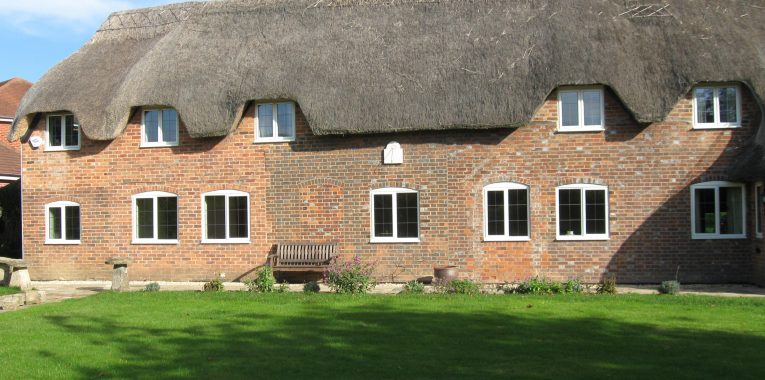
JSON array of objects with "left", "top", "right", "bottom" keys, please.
[
  {"left": 45, "top": 146, "right": 80, "bottom": 152},
  {"left": 201, "top": 239, "right": 251, "bottom": 244},
  {"left": 140, "top": 142, "right": 179, "bottom": 148},
  {"left": 45, "top": 240, "right": 81, "bottom": 245},
  {"left": 757, "top": 234, "right": 763, "bottom": 239},
  {"left": 691, "top": 234, "right": 747, "bottom": 240},
  {"left": 253, "top": 137, "right": 295, "bottom": 144},
  {"left": 131, "top": 240, "right": 179, "bottom": 245},
  {"left": 483, "top": 236, "right": 531, "bottom": 242},
  {"left": 557, "top": 127, "right": 605, "bottom": 133},
  {"left": 692, "top": 124, "right": 740, "bottom": 130},
  {"left": 556, "top": 235, "right": 609, "bottom": 241},
  {"left": 370, "top": 237, "right": 420, "bottom": 244}
]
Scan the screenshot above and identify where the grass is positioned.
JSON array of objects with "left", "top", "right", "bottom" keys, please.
[
  {"left": 0, "top": 286, "right": 21, "bottom": 296},
  {"left": 1, "top": 292, "right": 764, "bottom": 379}
]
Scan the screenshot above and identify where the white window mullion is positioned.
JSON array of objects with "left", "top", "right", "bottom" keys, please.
[
  {"left": 391, "top": 193, "right": 398, "bottom": 239},
  {"left": 581, "top": 190, "right": 588, "bottom": 236},
  {"left": 224, "top": 195, "right": 230, "bottom": 240},
  {"left": 272, "top": 106, "right": 278, "bottom": 138},
  {"left": 713, "top": 88, "right": 721, "bottom": 125},
  {"left": 503, "top": 190, "right": 510, "bottom": 237},
  {"left": 578, "top": 92, "right": 585, "bottom": 127},
  {"left": 157, "top": 110, "right": 163, "bottom": 143},
  {"left": 714, "top": 187, "right": 721, "bottom": 235}
]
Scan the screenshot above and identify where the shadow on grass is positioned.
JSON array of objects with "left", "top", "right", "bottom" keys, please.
[{"left": 34, "top": 296, "right": 765, "bottom": 380}]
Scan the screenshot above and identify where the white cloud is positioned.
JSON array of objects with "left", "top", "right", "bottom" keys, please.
[{"left": 0, "top": 0, "right": 173, "bottom": 36}]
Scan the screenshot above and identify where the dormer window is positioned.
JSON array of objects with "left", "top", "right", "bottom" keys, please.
[
  {"left": 693, "top": 85, "right": 741, "bottom": 129},
  {"left": 46, "top": 114, "right": 80, "bottom": 151},
  {"left": 255, "top": 102, "right": 295, "bottom": 143},
  {"left": 141, "top": 109, "right": 179, "bottom": 147},
  {"left": 557, "top": 88, "right": 604, "bottom": 132}
]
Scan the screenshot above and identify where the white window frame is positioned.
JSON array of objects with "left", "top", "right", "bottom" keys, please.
[
  {"left": 370, "top": 187, "right": 420, "bottom": 243},
  {"left": 45, "top": 114, "right": 80, "bottom": 151},
  {"left": 692, "top": 85, "right": 742, "bottom": 129},
  {"left": 141, "top": 108, "right": 179, "bottom": 148},
  {"left": 131, "top": 191, "right": 179, "bottom": 244},
  {"left": 44, "top": 201, "right": 81, "bottom": 245},
  {"left": 254, "top": 101, "right": 296, "bottom": 143},
  {"left": 483, "top": 182, "right": 530, "bottom": 242},
  {"left": 201, "top": 190, "right": 251, "bottom": 244},
  {"left": 557, "top": 87, "right": 605, "bottom": 132},
  {"left": 690, "top": 181, "right": 747, "bottom": 240},
  {"left": 555, "top": 184, "right": 609, "bottom": 241},
  {"left": 756, "top": 182, "right": 763, "bottom": 239}
]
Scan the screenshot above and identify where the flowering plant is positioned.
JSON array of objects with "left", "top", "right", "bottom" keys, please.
[{"left": 324, "top": 255, "right": 376, "bottom": 294}]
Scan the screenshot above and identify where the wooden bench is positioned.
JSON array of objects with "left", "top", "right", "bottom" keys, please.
[{"left": 268, "top": 243, "right": 337, "bottom": 274}]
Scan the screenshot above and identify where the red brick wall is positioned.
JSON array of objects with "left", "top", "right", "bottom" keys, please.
[{"left": 19, "top": 87, "right": 762, "bottom": 283}]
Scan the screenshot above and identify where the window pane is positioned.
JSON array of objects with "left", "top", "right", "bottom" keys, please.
[
  {"left": 161, "top": 109, "right": 178, "bottom": 143},
  {"left": 560, "top": 92, "right": 579, "bottom": 127},
  {"left": 276, "top": 103, "right": 294, "bottom": 138},
  {"left": 508, "top": 189, "right": 529, "bottom": 237},
  {"left": 144, "top": 111, "right": 160, "bottom": 143},
  {"left": 65, "top": 206, "right": 80, "bottom": 240},
  {"left": 48, "top": 116, "right": 62, "bottom": 147},
  {"left": 719, "top": 186, "right": 743, "bottom": 235},
  {"left": 695, "top": 88, "right": 715, "bottom": 124},
  {"left": 48, "top": 207, "right": 62, "bottom": 239},
  {"left": 718, "top": 87, "right": 738, "bottom": 124},
  {"left": 228, "top": 196, "right": 248, "bottom": 239},
  {"left": 157, "top": 197, "right": 177, "bottom": 240},
  {"left": 396, "top": 192, "right": 419, "bottom": 238},
  {"left": 582, "top": 91, "right": 602, "bottom": 126},
  {"left": 585, "top": 190, "right": 607, "bottom": 234},
  {"left": 694, "top": 188, "right": 716, "bottom": 234},
  {"left": 486, "top": 190, "right": 505, "bottom": 236},
  {"left": 258, "top": 104, "right": 273, "bottom": 138},
  {"left": 373, "top": 194, "right": 393, "bottom": 237},
  {"left": 64, "top": 115, "right": 79, "bottom": 147},
  {"left": 136, "top": 198, "right": 154, "bottom": 239},
  {"left": 559, "top": 189, "right": 582, "bottom": 236},
  {"left": 205, "top": 196, "right": 226, "bottom": 239}
]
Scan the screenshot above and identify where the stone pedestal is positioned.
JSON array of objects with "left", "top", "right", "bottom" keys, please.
[
  {"left": 106, "top": 257, "right": 133, "bottom": 292},
  {"left": 9, "top": 267, "right": 31, "bottom": 291}
]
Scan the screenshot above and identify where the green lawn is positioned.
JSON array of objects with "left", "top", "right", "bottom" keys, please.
[
  {"left": 0, "top": 286, "right": 21, "bottom": 296},
  {"left": 1, "top": 292, "right": 764, "bottom": 379}
]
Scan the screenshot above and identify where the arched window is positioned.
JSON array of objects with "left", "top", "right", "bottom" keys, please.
[
  {"left": 483, "top": 183, "right": 530, "bottom": 241},
  {"left": 45, "top": 201, "right": 80, "bottom": 244},
  {"left": 132, "top": 191, "right": 178, "bottom": 244},
  {"left": 691, "top": 181, "right": 746, "bottom": 239},
  {"left": 556, "top": 184, "right": 609, "bottom": 240},
  {"left": 370, "top": 187, "right": 419, "bottom": 243},
  {"left": 201, "top": 190, "right": 250, "bottom": 243}
]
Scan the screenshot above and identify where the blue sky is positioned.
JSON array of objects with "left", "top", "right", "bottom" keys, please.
[{"left": 0, "top": 0, "right": 180, "bottom": 82}]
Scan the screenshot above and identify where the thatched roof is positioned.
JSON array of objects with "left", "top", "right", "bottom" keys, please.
[{"left": 9, "top": 1, "right": 765, "bottom": 153}]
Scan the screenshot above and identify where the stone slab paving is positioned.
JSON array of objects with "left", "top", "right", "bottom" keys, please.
[{"left": 0, "top": 281, "right": 762, "bottom": 313}]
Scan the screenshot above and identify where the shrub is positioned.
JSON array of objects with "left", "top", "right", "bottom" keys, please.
[
  {"left": 324, "top": 255, "right": 376, "bottom": 294},
  {"left": 203, "top": 278, "right": 224, "bottom": 292},
  {"left": 596, "top": 274, "right": 617, "bottom": 294},
  {"left": 144, "top": 282, "right": 160, "bottom": 292},
  {"left": 510, "top": 277, "right": 583, "bottom": 295},
  {"left": 402, "top": 280, "right": 425, "bottom": 294},
  {"left": 658, "top": 280, "right": 680, "bottom": 295},
  {"left": 245, "top": 266, "right": 276, "bottom": 293},
  {"left": 443, "top": 279, "right": 481, "bottom": 295},
  {"left": 276, "top": 281, "right": 290, "bottom": 293},
  {"left": 303, "top": 281, "right": 321, "bottom": 293}
]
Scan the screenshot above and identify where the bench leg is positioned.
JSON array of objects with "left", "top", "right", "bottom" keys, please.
[
  {"left": 9, "top": 268, "right": 31, "bottom": 291},
  {"left": 112, "top": 264, "right": 130, "bottom": 292},
  {"left": 0, "top": 265, "right": 10, "bottom": 286}
]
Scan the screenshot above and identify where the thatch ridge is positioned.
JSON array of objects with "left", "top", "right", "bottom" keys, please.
[{"left": 10, "top": 0, "right": 765, "bottom": 168}]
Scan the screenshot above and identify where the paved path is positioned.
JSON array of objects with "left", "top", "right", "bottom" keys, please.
[{"left": 2, "top": 281, "right": 762, "bottom": 313}]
